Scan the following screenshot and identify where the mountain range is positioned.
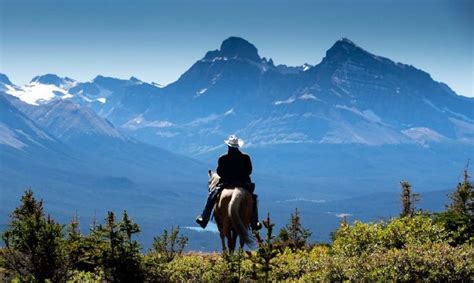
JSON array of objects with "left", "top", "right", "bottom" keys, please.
[{"left": 1, "top": 37, "right": 472, "bottom": 250}]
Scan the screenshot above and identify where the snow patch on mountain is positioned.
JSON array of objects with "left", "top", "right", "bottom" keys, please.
[
  {"left": 273, "top": 96, "right": 296, "bottom": 105},
  {"left": 423, "top": 98, "right": 443, "bottom": 113},
  {"left": 321, "top": 120, "right": 406, "bottom": 145},
  {"left": 6, "top": 82, "right": 73, "bottom": 105},
  {"left": 336, "top": 105, "right": 384, "bottom": 125},
  {"left": 248, "top": 132, "right": 312, "bottom": 147},
  {"left": 302, "top": 63, "right": 312, "bottom": 71},
  {"left": 275, "top": 63, "right": 313, "bottom": 74},
  {"left": 123, "top": 115, "right": 174, "bottom": 130},
  {"left": 401, "top": 127, "right": 446, "bottom": 143},
  {"left": 1, "top": 83, "right": 18, "bottom": 94},
  {"left": 196, "top": 88, "right": 207, "bottom": 96},
  {"left": 186, "top": 109, "right": 234, "bottom": 126},
  {"left": 299, "top": 93, "right": 320, "bottom": 101},
  {"left": 271, "top": 92, "right": 319, "bottom": 104}
]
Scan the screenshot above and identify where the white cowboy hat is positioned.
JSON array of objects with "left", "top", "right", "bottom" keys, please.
[{"left": 224, "top": 135, "right": 244, "bottom": 148}]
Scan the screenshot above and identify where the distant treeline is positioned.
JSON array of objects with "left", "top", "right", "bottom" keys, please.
[{"left": 0, "top": 168, "right": 473, "bottom": 282}]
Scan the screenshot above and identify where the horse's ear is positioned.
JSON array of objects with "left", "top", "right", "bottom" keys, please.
[{"left": 208, "top": 170, "right": 212, "bottom": 177}]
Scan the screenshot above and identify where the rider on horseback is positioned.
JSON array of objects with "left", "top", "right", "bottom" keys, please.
[{"left": 196, "top": 135, "right": 262, "bottom": 231}]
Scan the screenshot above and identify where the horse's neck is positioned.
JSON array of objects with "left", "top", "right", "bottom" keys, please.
[{"left": 210, "top": 174, "right": 221, "bottom": 190}]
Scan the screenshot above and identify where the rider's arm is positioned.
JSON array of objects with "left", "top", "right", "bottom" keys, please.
[
  {"left": 245, "top": 155, "right": 252, "bottom": 176},
  {"left": 216, "top": 156, "right": 225, "bottom": 177}
]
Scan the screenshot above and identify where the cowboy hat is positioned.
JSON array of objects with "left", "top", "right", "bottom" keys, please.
[{"left": 224, "top": 135, "right": 244, "bottom": 148}]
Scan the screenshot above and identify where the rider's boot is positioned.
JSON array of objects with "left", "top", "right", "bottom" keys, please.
[
  {"left": 196, "top": 187, "right": 220, "bottom": 229},
  {"left": 251, "top": 194, "right": 262, "bottom": 231}
]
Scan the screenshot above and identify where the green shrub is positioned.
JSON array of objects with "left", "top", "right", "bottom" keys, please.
[
  {"left": 366, "top": 243, "right": 473, "bottom": 282},
  {"left": 298, "top": 243, "right": 473, "bottom": 282},
  {"left": 332, "top": 214, "right": 448, "bottom": 257},
  {"left": 67, "top": 268, "right": 103, "bottom": 283},
  {"left": 164, "top": 253, "right": 228, "bottom": 282},
  {"left": 151, "top": 226, "right": 188, "bottom": 263}
]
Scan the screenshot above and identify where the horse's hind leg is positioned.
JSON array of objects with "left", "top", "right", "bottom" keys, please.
[
  {"left": 220, "top": 233, "right": 227, "bottom": 252},
  {"left": 228, "top": 229, "right": 237, "bottom": 253},
  {"left": 221, "top": 218, "right": 231, "bottom": 252}
]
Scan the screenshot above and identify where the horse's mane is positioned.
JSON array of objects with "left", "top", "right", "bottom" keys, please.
[{"left": 209, "top": 172, "right": 220, "bottom": 191}]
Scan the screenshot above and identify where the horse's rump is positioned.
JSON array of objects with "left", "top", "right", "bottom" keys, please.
[{"left": 215, "top": 187, "right": 253, "bottom": 248}]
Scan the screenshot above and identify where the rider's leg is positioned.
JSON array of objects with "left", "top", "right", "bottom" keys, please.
[
  {"left": 196, "top": 187, "right": 221, "bottom": 228},
  {"left": 251, "top": 194, "right": 262, "bottom": 231}
]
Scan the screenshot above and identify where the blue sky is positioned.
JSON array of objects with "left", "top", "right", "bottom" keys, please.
[{"left": 1, "top": 0, "right": 472, "bottom": 97}]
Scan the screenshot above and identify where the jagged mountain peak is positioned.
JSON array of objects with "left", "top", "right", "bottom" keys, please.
[
  {"left": 92, "top": 75, "right": 132, "bottom": 90},
  {"left": 31, "top": 74, "right": 75, "bottom": 87},
  {"left": 315, "top": 38, "right": 435, "bottom": 85},
  {"left": 0, "top": 73, "right": 13, "bottom": 85},
  {"left": 129, "top": 76, "right": 143, "bottom": 83},
  {"left": 336, "top": 37, "right": 357, "bottom": 47},
  {"left": 323, "top": 38, "right": 372, "bottom": 63},
  {"left": 92, "top": 75, "right": 119, "bottom": 83},
  {"left": 220, "top": 37, "right": 260, "bottom": 60},
  {"left": 92, "top": 75, "right": 142, "bottom": 86},
  {"left": 203, "top": 36, "right": 261, "bottom": 62}
]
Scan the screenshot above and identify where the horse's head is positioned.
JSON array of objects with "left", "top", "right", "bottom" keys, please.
[{"left": 208, "top": 170, "right": 220, "bottom": 191}]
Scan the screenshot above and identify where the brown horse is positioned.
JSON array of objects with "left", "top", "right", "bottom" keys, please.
[{"left": 208, "top": 170, "right": 253, "bottom": 252}]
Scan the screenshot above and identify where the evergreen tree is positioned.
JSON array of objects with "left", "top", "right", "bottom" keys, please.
[
  {"left": 97, "top": 211, "right": 144, "bottom": 283},
  {"left": 277, "top": 208, "right": 312, "bottom": 250},
  {"left": 449, "top": 167, "right": 473, "bottom": 216},
  {"left": 434, "top": 166, "right": 474, "bottom": 245},
  {"left": 65, "top": 215, "right": 101, "bottom": 273},
  {"left": 247, "top": 213, "right": 280, "bottom": 282},
  {"left": 400, "top": 181, "right": 420, "bottom": 217},
  {"left": 1, "top": 189, "right": 69, "bottom": 281}
]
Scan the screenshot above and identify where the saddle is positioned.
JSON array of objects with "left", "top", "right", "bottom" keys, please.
[{"left": 218, "top": 182, "right": 255, "bottom": 193}]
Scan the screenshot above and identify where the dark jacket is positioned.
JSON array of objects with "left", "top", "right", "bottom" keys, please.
[{"left": 217, "top": 147, "right": 252, "bottom": 184}]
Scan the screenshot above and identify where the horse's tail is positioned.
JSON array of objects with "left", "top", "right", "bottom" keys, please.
[{"left": 228, "top": 188, "right": 253, "bottom": 246}]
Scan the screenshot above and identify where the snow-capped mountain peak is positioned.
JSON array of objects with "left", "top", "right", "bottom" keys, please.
[
  {"left": 5, "top": 74, "right": 75, "bottom": 105},
  {"left": 30, "top": 74, "right": 77, "bottom": 88},
  {"left": 10, "top": 83, "right": 72, "bottom": 105}
]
